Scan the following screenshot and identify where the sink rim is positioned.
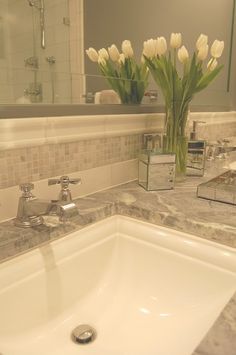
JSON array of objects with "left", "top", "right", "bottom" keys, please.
[{"left": 0, "top": 215, "right": 236, "bottom": 291}]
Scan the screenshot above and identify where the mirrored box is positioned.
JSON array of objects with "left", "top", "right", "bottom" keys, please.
[
  {"left": 138, "top": 150, "right": 175, "bottom": 191},
  {"left": 197, "top": 170, "right": 236, "bottom": 205}
]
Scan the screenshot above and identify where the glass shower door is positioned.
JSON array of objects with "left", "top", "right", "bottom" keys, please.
[{"left": 4, "top": 0, "right": 72, "bottom": 104}]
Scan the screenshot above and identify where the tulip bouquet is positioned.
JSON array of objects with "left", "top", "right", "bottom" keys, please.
[
  {"left": 143, "top": 33, "right": 224, "bottom": 178},
  {"left": 86, "top": 41, "right": 149, "bottom": 104}
]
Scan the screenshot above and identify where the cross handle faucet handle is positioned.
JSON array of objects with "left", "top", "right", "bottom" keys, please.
[
  {"left": 48, "top": 176, "right": 81, "bottom": 188},
  {"left": 69, "top": 178, "right": 81, "bottom": 185},
  {"left": 48, "top": 176, "right": 81, "bottom": 202}
]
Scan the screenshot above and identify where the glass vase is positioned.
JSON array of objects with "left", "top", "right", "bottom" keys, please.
[
  {"left": 118, "top": 79, "right": 144, "bottom": 104},
  {"left": 163, "top": 102, "right": 189, "bottom": 181}
]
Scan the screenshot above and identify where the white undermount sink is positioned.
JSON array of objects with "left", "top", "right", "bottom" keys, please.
[{"left": 0, "top": 216, "right": 236, "bottom": 355}]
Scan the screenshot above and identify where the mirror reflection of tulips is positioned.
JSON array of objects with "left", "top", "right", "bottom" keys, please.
[
  {"left": 86, "top": 41, "right": 149, "bottom": 104},
  {"left": 143, "top": 33, "right": 224, "bottom": 179}
]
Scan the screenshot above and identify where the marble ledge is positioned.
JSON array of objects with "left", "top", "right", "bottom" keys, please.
[{"left": 0, "top": 180, "right": 236, "bottom": 355}]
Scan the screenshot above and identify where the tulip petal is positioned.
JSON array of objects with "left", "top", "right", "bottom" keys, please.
[
  {"left": 170, "top": 33, "right": 182, "bottom": 49},
  {"left": 211, "top": 40, "right": 224, "bottom": 58},
  {"left": 178, "top": 45, "right": 189, "bottom": 63},
  {"left": 86, "top": 47, "right": 99, "bottom": 62},
  {"left": 196, "top": 34, "right": 208, "bottom": 51}
]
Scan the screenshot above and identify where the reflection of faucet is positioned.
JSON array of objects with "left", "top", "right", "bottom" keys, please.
[
  {"left": 24, "top": 83, "right": 43, "bottom": 103},
  {"left": 14, "top": 182, "right": 79, "bottom": 228},
  {"left": 206, "top": 139, "right": 236, "bottom": 161},
  {"left": 144, "top": 90, "right": 158, "bottom": 103},
  {"left": 24, "top": 87, "right": 41, "bottom": 97},
  {"left": 24, "top": 56, "right": 39, "bottom": 69},
  {"left": 46, "top": 56, "right": 56, "bottom": 65},
  {"left": 190, "top": 120, "right": 206, "bottom": 140}
]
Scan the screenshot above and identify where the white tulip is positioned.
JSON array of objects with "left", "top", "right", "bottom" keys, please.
[
  {"left": 196, "top": 34, "right": 208, "bottom": 51},
  {"left": 207, "top": 58, "right": 218, "bottom": 71},
  {"left": 143, "top": 38, "right": 157, "bottom": 58},
  {"left": 197, "top": 44, "right": 209, "bottom": 61},
  {"left": 170, "top": 33, "right": 182, "bottom": 49},
  {"left": 210, "top": 40, "right": 224, "bottom": 58},
  {"left": 86, "top": 47, "right": 99, "bottom": 62},
  {"left": 98, "top": 56, "right": 106, "bottom": 66},
  {"left": 121, "top": 40, "right": 134, "bottom": 58},
  {"left": 178, "top": 45, "right": 189, "bottom": 63},
  {"left": 98, "top": 48, "right": 109, "bottom": 61},
  {"left": 118, "top": 53, "right": 125, "bottom": 65},
  {"left": 108, "top": 44, "right": 120, "bottom": 62},
  {"left": 156, "top": 36, "right": 167, "bottom": 56}
]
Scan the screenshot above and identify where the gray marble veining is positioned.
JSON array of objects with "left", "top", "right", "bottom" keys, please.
[
  {"left": 193, "top": 294, "right": 236, "bottom": 355},
  {"left": 0, "top": 180, "right": 236, "bottom": 355}
]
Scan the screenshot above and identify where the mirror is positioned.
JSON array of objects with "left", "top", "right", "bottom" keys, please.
[
  {"left": 0, "top": 0, "right": 235, "bottom": 117},
  {"left": 84, "top": 0, "right": 235, "bottom": 108}
]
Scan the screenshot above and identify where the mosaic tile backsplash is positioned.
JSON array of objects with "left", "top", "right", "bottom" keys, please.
[
  {"left": 197, "top": 121, "right": 236, "bottom": 141},
  {"left": 0, "top": 135, "right": 142, "bottom": 189}
]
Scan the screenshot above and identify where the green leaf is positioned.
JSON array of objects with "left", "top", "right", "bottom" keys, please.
[{"left": 196, "top": 65, "right": 223, "bottom": 92}]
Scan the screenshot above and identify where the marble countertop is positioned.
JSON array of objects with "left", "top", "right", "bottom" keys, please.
[{"left": 0, "top": 178, "right": 236, "bottom": 355}]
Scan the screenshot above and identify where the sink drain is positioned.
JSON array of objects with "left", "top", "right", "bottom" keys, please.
[{"left": 71, "top": 324, "right": 97, "bottom": 344}]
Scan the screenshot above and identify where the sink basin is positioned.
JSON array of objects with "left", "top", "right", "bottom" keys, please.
[{"left": 0, "top": 216, "right": 236, "bottom": 355}]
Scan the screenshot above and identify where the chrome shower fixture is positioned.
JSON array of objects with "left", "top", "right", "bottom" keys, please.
[
  {"left": 46, "top": 56, "right": 56, "bottom": 65},
  {"left": 24, "top": 56, "right": 39, "bottom": 69},
  {"left": 27, "top": 0, "right": 46, "bottom": 49},
  {"left": 28, "top": 0, "right": 41, "bottom": 9}
]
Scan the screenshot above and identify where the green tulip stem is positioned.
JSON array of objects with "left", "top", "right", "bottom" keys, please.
[{"left": 173, "top": 48, "right": 177, "bottom": 69}]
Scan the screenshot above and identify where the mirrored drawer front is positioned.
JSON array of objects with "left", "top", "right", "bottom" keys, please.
[{"left": 197, "top": 170, "right": 236, "bottom": 205}]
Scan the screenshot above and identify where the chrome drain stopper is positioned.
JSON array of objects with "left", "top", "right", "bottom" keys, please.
[{"left": 71, "top": 324, "right": 97, "bottom": 344}]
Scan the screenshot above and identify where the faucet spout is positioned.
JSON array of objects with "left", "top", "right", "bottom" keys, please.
[{"left": 57, "top": 201, "right": 79, "bottom": 221}]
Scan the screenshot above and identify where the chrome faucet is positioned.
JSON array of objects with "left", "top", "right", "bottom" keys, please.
[
  {"left": 14, "top": 181, "right": 80, "bottom": 228},
  {"left": 48, "top": 176, "right": 81, "bottom": 202}
]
